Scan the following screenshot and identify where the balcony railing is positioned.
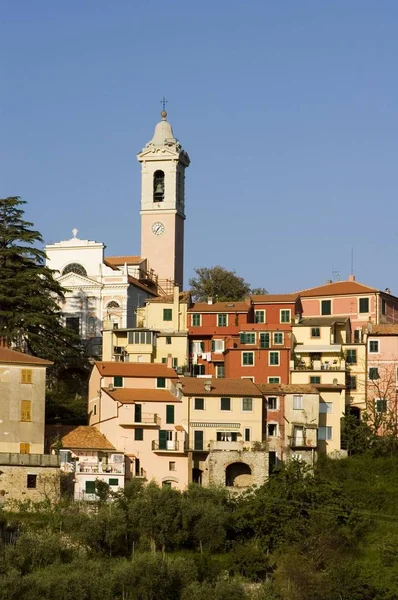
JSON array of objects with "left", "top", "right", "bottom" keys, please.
[
  {"left": 76, "top": 462, "right": 125, "bottom": 475},
  {"left": 151, "top": 440, "right": 181, "bottom": 452},
  {"left": 288, "top": 437, "right": 317, "bottom": 449},
  {"left": 119, "top": 412, "right": 161, "bottom": 427}
]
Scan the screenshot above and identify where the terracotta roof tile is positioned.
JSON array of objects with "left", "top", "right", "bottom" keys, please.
[
  {"left": 188, "top": 301, "right": 251, "bottom": 314},
  {"left": 256, "top": 384, "right": 319, "bottom": 395},
  {"left": 103, "top": 388, "right": 180, "bottom": 403},
  {"left": 178, "top": 377, "right": 262, "bottom": 397},
  {"left": 368, "top": 324, "right": 398, "bottom": 335},
  {"left": 146, "top": 291, "right": 191, "bottom": 303},
  {"left": 294, "top": 317, "right": 349, "bottom": 327},
  {"left": 0, "top": 347, "right": 52, "bottom": 366},
  {"left": 60, "top": 426, "right": 115, "bottom": 450},
  {"left": 95, "top": 362, "right": 177, "bottom": 378},
  {"left": 297, "top": 280, "right": 378, "bottom": 298},
  {"left": 105, "top": 255, "right": 143, "bottom": 266},
  {"left": 251, "top": 294, "right": 299, "bottom": 303}
]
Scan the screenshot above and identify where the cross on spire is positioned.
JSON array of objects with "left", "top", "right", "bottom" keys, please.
[{"left": 160, "top": 96, "right": 168, "bottom": 111}]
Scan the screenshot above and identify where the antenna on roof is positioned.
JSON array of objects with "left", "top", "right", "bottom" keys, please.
[
  {"left": 332, "top": 270, "right": 341, "bottom": 282},
  {"left": 351, "top": 248, "right": 354, "bottom": 276}
]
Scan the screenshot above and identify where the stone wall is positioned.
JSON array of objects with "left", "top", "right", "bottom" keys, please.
[
  {"left": 205, "top": 450, "right": 269, "bottom": 489},
  {"left": 0, "top": 465, "right": 60, "bottom": 504}
]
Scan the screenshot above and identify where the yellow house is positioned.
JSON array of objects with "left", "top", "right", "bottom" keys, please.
[
  {"left": 291, "top": 317, "right": 349, "bottom": 456},
  {"left": 178, "top": 378, "right": 268, "bottom": 489},
  {"left": 102, "top": 286, "right": 190, "bottom": 373}
]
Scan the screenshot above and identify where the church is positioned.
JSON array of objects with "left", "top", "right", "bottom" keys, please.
[{"left": 45, "top": 109, "right": 190, "bottom": 354}]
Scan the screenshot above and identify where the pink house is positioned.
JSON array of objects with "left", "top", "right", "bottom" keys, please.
[{"left": 88, "top": 362, "right": 188, "bottom": 490}]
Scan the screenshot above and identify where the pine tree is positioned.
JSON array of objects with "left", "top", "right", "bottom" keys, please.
[{"left": 0, "top": 196, "right": 81, "bottom": 363}]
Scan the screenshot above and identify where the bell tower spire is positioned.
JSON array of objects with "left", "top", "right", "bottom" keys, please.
[{"left": 137, "top": 106, "right": 190, "bottom": 292}]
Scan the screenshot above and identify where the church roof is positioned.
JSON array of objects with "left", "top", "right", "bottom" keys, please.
[{"left": 150, "top": 116, "right": 177, "bottom": 147}]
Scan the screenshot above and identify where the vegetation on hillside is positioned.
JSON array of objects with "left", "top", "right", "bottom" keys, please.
[{"left": 2, "top": 452, "right": 398, "bottom": 599}]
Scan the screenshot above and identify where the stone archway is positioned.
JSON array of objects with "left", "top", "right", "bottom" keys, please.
[{"left": 225, "top": 462, "right": 252, "bottom": 488}]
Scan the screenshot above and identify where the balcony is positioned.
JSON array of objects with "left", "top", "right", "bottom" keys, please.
[
  {"left": 76, "top": 461, "right": 125, "bottom": 475},
  {"left": 288, "top": 432, "right": 317, "bottom": 449},
  {"left": 152, "top": 440, "right": 182, "bottom": 452},
  {"left": 119, "top": 409, "right": 160, "bottom": 427},
  {"left": 291, "top": 360, "right": 345, "bottom": 371},
  {"left": 209, "top": 440, "right": 247, "bottom": 451}
]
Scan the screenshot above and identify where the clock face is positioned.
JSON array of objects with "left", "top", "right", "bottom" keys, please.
[{"left": 152, "top": 221, "right": 165, "bottom": 236}]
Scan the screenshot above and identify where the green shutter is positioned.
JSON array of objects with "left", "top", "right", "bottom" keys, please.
[
  {"left": 157, "top": 377, "right": 166, "bottom": 388},
  {"left": 113, "top": 376, "right": 123, "bottom": 387},
  {"left": 109, "top": 478, "right": 118, "bottom": 486},
  {"left": 159, "top": 430, "right": 168, "bottom": 450},
  {"left": 166, "top": 405, "right": 175, "bottom": 424},
  {"left": 134, "top": 404, "right": 142, "bottom": 423},
  {"left": 211, "top": 340, "right": 215, "bottom": 352},
  {"left": 194, "top": 430, "right": 203, "bottom": 451},
  {"left": 240, "top": 333, "right": 246, "bottom": 344},
  {"left": 85, "top": 481, "right": 96, "bottom": 494}
]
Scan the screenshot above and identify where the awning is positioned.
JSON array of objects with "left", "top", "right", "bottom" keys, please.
[{"left": 294, "top": 345, "right": 341, "bottom": 353}]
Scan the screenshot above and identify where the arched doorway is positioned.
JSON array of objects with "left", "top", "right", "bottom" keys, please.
[
  {"left": 225, "top": 462, "right": 252, "bottom": 488},
  {"left": 192, "top": 468, "right": 203, "bottom": 485}
]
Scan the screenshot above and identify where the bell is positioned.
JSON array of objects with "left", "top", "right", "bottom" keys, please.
[{"left": 155, "top": 183, "right": 164, "bottom": 195}]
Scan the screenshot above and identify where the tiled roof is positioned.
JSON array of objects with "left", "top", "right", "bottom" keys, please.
[
  {"left": 105, "top": 255, "right": 143, "bottom": 266},
  {"left": 95, "top": 362, "right": 177, "bottom": 378},
  {"left": 0, "top": 347, "right": 52, "bottom": 366},
  {"left": 294, "top": 317, "right": 349, "bottom": 327},
  {"left": 368, "top": 324, "right": 398, "bottom": 335},
  {"left": 256, "top": 384, "right": 319, "bottom": 395},
  {"left": 298, "top": 280, "right": 378, "bottom": 297},
  {"left": 104, "top": 388, "right": 181, "bottom": 403},
  {"left": 178, "top": 377, "right": 262, "bottom": 397},
  {"left": 146, "top": 291, "right": 191, "bottom": 303},
  {"left": 314, "top": 383, "right": 345, "bottom": 390},
  {"left": 188, "top": 301, "right": 251, "bottom": 313},
  {"left": 251, "top": 294, "right": 299, "bottom": 303},
  {"left": 60, "top": 426, "right": 115, "bottom": 450}
]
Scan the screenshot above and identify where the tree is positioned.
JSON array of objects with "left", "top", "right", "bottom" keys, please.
[
  {"left": 363, "top": 360, "right": 398, "bottom": 441},
  {"left": 0, "top": 197, "right": 82, "bottom": 363},
  {"left": 189, "top": 266, "right": 251, "bottom": 302},
  {"left": 251, "top": 287, "right": 268, "bottom": 295}
]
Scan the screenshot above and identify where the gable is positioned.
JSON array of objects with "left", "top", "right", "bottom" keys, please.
[{"left": 58, "top": 272, "right": 101, "bottom": 288}]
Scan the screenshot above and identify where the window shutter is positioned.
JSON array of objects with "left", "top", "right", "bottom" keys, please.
[
  {"left": 159, "top": 430, "right": 168, "bottom": 450},
  {"left": 240, "top": 333, "right": 246, "bottom": 344},
  {"left": 166, "top": 405, "right": 175, "bottom": 424},
  {"left": 211, "top": 340, "right": 215, "bottom": 352}
]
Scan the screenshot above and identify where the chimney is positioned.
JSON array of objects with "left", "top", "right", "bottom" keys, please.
[
  {"left": 385, "top": 288, "right": 391, "bottom": 295},
  {"left": 367, "top": 318, "right": 373, "bottom": 333},
  {"left": 326, "top": 279, "right": 333, "bottom": 284},
  {"left": 207, "top": 297, "right": 213, "bottom": 305},
  {"left": 167, "top": 353, "right": 173, "bottom": 369},
  {"left": 173, "top": 285, "right": 180, "bottom": 304},
  {"left": 349, "top": 274, "right": 356, "bottom": 282},
  {"left": 294, "top": 314, "right": 301, "bottom": 324},
  {"left": 204, "top": 380, "right": 212, "bottom": 393}
]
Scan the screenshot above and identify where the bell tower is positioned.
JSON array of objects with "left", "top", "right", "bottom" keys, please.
[{"left": 137, "top": 107, "right": 190, "bottom": 292}]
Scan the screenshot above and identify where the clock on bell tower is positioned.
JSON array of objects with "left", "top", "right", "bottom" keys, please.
[{"left": 137, "top": 107, "right": 190, "bottom": 292}]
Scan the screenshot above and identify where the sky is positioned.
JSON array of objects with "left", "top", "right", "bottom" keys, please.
[{"left": 1, "top": 1, "right": 398, "bottom": 294}]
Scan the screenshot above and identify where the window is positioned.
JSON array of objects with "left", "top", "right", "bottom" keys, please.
[
  {"left": 192, "top": 341, "right": 205, "bottom": 354},
  {"left": 376, "top": 398, "right": 387, "bottom": 413},
  {"left": 242, "top": 352, "right": 254, "bottom": 366},
  {"left": 93, "top": 404, "right": 97, "bottom": 416},
  {"left": 135, "top": 428, "right": 144, "bottom": 441},
  {"left": 21, "top": 369, "right": 33, "bottom": 384},
  {"left": 255, "top": 310, "right": 265, "bottom": 323},
  {"left": 293, "top": 395, "right": 303, "bottom": 410},
  {"left": 321, "top": 300, "right": 331, "bottom": 315},
  {"left": 194, "top": 430, "right": 204, "bottom": 451},
  {"left": 62, "top": 263, "right": 87, "bottom": 277},
  {"left": 211, "top": 339, "right": 225, "bottom": 353},
  {"left": 216, "top": 431, "right": 238, "bottom": 442},
  {"left": 354, "top": 329, "right": 361, "bottom": 343},
  {"left": 220, "top": 397, "right": 231, "bottom": 411},
  {"left": 242, "top": 397, "right": 253, "bottom": 411},
  {"left": 268, "top": 423, "right": 278, "bottom": 437},
  {"left": 311, "top": 327, "right": 320, "bottom": 338},
  {"left": 109, "top": 478, "right": 119, "bottom": 486},
  {"left": 192, "top": 314, "right": 201, "bottom": 326},
  {"left": 163, "top": 309, "right": 172, "bottom": 321},
  {"left": 166, "top": 405, "right": 175, "bottom": 424},
  {"left": 269, "top": 352, "right": 280, "bottom": 366},
  {"left": 162, "top": 481, "right": 172, "bottom": 488},
  {"left": 240, "top": 332, "right": 256, "bottom": 344},
  {"left": 216, "top": 363, "right": 225, "bottom": 378},
  {"left": 267, "top": 397, "right": 278, "bottom": 410},
  {"left": 346, "top": 349, "right": 357, "bottom": 365},
  {"left": 128, "top": 331, "right": 154, "bottom": 345},
  {"left": 369, "top": 367, "right": 379, "bottom": 380},
  {"left": 280, "top": 309, "right": 291, "bottom": 323},
  {"left": 173, "top": 358, "right": 178, "bottom": 368},
  {"left": 217, "top": 314, "right": 227, "bottom": 327},
  {"left": 347, "top": 375, "right": 357, "bottom": 390},
  {"left": 260, "top": 332, "right": 270, "bottom": 349},
  {"left": 27, "top": 474, "right": 37, "bottom": 489},
  {"left": 194, "top": 397, "right": 204, "bottom": 410},
  {"left": 65, "top": 317, "right": 80, "bottom": 333},
  {"left": 244, "top": 428, "right": 251, "bottom": 442},
  {"left": 20, "top": 443, "right": 30, "bottom": 454},
  {"left": 113, "top": 376, "right": 123, "bottom": 388},
  {"left": 85, "top": 480, "right": 96, "bottom": 494},
  {"left": 166, "top": 336, "right": 172, "bottom": 345},
  {"left": 310, "top": 376, "right": 321, "bottom": 384},
  {"left": 193, "top": 364, "right": 205, "bottom": 376},
  {"left": 157, "top": 377, "right": 166, "bottom": 388},
  {"left": 21, "top": 400, "right": 32, "bottom": 422},
  {"left": 369, "top": 340, "right": 379, "bottom": 353},
  {"left": 268, "top": 377, "right": 280, "bottom": 384},
  {"left": 273, "top": 332, "right": 283, "bottom": 345},
  {"left": 382, "top": 299, "right": 386, "bottom": 315},
  {"left": 319, "top": 402, "right": 333, "bottom": 413},
  {"left": 153, "top": 170, "right": 165, "bottom": 201},
  {"left": 169, "top": 461, "right": 176, "bottom": 471},
  {"left": 135, "top": 458, "right": 141, "bottom": 477},
  {"left": 359, "top": 298, "right": 369, "bottom": 313},
  {"left": 318, "top": 426, "right": 332, "bottom": 441}
]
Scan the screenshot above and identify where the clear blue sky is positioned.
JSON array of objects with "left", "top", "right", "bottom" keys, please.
[{"left": 2, "top": 1, "right": 398, "bottom": 294}]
